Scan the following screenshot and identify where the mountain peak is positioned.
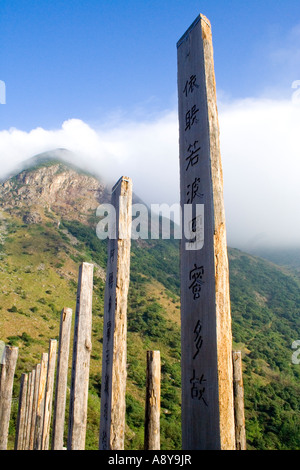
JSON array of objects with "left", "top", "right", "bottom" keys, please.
[
  {"left": 3, "top": 148, "right": 101, "bottom": 181},
  {"left": 0, "top": 152, "right": 111, "bottom": 224}
]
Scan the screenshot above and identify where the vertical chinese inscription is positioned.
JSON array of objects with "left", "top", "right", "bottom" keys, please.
[
  {"left": 99, "top": 176, "right": 132, "bottom": 450},
  {"left": 177, "top": 15, "right": 235, "bottom": 450}
]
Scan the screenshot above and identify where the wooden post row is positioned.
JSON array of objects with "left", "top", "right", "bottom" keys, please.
[
  {"left": 1, "top": 263, "right": 92, "bottom": 451},
  {"left": 13, "top": 306, "right": 72, "bottom": 451}
]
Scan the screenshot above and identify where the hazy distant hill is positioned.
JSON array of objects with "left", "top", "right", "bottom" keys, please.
[
  {"left": 247, "top": 246, "right": 300, "bottom": 277},
  {"left": 0, "top": 153, "right": 299, "bottom": 450}
]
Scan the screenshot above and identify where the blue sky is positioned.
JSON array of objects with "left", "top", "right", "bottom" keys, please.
[
  {"left": 1, "top": 0, "right": 300, "bottom": 130},
  {"left": 0, "top": 0, "right": 300, "bottom": 249}
]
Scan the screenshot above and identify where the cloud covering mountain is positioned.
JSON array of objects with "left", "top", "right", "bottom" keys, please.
[{"left": 0, "top": 94, "right": 299, "bottom": 250}]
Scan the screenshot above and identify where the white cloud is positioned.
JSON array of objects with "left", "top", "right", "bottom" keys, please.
[
  {"left": 219, "top": 96, "right": 300, "bottom": 249},
  {"left": 0, "top": 96, "right": 299, "bottom": 249},
  {"left": 0, "top": 113, "right": 180, "bottom": 206}
]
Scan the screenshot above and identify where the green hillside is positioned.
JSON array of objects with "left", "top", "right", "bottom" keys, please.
[
  {"left": 0, "top": 160, "right": 299, "bottom": 450},
  {"left": 229, "top": 249, "right": 300, "bottom": 449}
]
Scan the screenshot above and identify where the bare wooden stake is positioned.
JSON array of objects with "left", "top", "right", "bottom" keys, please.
[
  {"left": 23, "top": 371, "right": 31, "bottom": 449},
  {"left": 29, "top": 364, "right": 41, "bottom": 450},
  {"left": 52, "top": 308, "right": 72, "bottom": 450},
  {"left": 41, "top": 339, "right": 57, "bottom": 450},
  {"left": 67, "top": 263, "right": 94, "bottom": 450},
  {"left": 0, "top": 345, "right": 18, "bottom": 450},
  {"left": 24, "top": 369, "right": 35, "bottom": 450},
  {"left": 144, "top": 351, "right": 161, "bottom": 450},
  {"left": 232, "top": 351, "right": 247, "bottom": 450},
  {"left": 99, "top": 176, "right": 132, "bottom": 450},
  {"left": 34, "top": 352, "right": 49, "bottom": 450},
  {"left": 14, "top": 373, "right": 28, "bottom": 450}
]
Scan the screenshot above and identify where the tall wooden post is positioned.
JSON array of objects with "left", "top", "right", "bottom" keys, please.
[
  {"left": 52, "top": 307, "right": 72, "bottom": 450},
  {"left": 67, "top": 263, "right": 94, "bottom": 450},
  {"left": 34, "top": 352, "right": 49, "bottom": 450},
  {"left": 29, "top": 364, "right": 41, "bottom": 450},
  {"left": 14, "top": 373, "right": 28, "bottom": 450},
  {"left": 0, "top": 345, "right": 18, "bottom": 450},
  {"left": 99, "top": 176, "right": 132, "bottom": 450},
  {"left": 41, "top": 339, "right": 57, "bottom": 450},
  {"left": 177, "top": 14, "right": 235, "bottom": 449},
  {"left": 144, "top": 351, "right": 160, "bottom": 450},
  {"left": 232, "top": 351, "right": 247, "bottom": 450}
]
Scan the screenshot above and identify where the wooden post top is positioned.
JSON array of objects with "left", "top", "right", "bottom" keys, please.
[
  {"left": 80, "top": 261, "right": 94, "bottom": 268},
  {"left": 112, "top": 176, "right": 132, "bottom": 193},
  {"left": 177, "top": 14, "right": 211, "bottom": 48}
]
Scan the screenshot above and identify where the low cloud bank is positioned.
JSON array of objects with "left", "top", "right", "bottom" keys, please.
[{"left": 0, "top": 95, "right": 299, "bottom": 249}]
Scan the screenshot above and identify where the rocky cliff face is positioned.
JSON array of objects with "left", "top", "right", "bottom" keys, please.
[{"left": 0, "top": 159, "right": 111, "bottom": 224}]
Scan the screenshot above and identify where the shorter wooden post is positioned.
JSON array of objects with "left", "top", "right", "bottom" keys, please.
[
  {"left": 14, "top": 373, "right": 28, "bottom": 450},
  {"left": 0, "top": 345, "right": 18, "bottom": 450},
  {"left": 34, "top": 352, "right": 49, "bottom": 450},
  {"left": 0, "top": 341, "right": 5, "bottom": 365},
  {"left": 144, "top": 350, "right": 161, "bottom": 450},
  {"left": 24, "top": 369, "right": 35, "bottom": 449},
  {"left": 232, "top": 351, "right": 247, "bottom": 450},
  {"left": 68, "top": 263, "right": 94, "bottom": 450},
  {"left": 29, "top": 364, "right": 41, "bottom": 450},
  {"left": 52, "top": 307, "right": 72, "bottom": 450},
  {"left": 42, "top": 339, "right": 57, "bottom": 450}
]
